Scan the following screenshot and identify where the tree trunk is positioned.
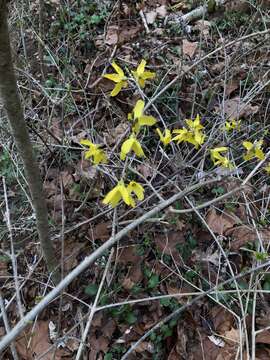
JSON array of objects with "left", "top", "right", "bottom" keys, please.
[{"left": 0, "top": 0, "right": 59, "bottom": 283}]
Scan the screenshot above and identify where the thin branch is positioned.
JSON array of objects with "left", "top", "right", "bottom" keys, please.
[
  {"left": 0, "top": 178, "right": 219, "bottom": 352},
  {"left": 121, "top": 261, "right": 270, "bottom": 360}
]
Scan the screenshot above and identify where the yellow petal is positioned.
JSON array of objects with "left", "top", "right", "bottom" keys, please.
[
  {"left": 93, "top": 149, "right": 107, "bottom": 165},
  {"left": 141, "top": 71, "right": 155, "bottom": 80},
  {"left": 127, "top": 181, "right": 144, "bottom": 200},
  {"left": 138, "top": 115, "right": 157, "bottom": 127},
  {"left": 138, "top": 78, "right": 146, "bottom": 88},
  {"left": 133, "top": 139, "right": 145, "bottom": 157},
  {"left": 118, "top": 182, "right": 132, "bottom": 206},
  {"left": 103, "top": 186, "right": 121, "bottom": 207},
  {"left": 255, "top": 148, "right": 265, "bottom": 160},
  {"left": 111, "top": 61, "right": 124, "bottom": 77},
  {"left": 137, "top": 59, "right": 146, "bottom": 76},
  {"left": 80, "top": 139, "right": 94, "bottom": 148},
  {"left": 194, "top": 114, "right": 201, "bottom": 127},
  {"left": 103, "top": 73, "right": 122, "bottom": 83},
  {"left": 120, "top": 138, "right": 134, "bottom": 160},
  {"left": 111, "top": 82, "right": 123, "bottom": 97},
  {"left": 243, "top": 141, "right": 253, "bottom": 150},
  {"left": 133, "top": 100, "right": 145, "bottom": 119}
]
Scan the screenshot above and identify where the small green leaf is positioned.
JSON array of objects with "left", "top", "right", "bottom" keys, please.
[
  {"left": 84, "top": 284, "right": 98, "bottom": 296},
  {"left": 126, "top": 312, "right": 137, "bottom": 324},
  {"left": 104, "top": 354, "right": 113, "bottom": 360},
  {"left": 148, "top": 274, "right": 159, "bottom": 289}
]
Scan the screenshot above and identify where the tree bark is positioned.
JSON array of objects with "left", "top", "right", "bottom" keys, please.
[{"left": 0, "top": 0, "right": 59, "bottom": 282}]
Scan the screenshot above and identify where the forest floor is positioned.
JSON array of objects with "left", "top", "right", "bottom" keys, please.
[{"left": 1, "top": 0, "right": 270, "bottom": 359}]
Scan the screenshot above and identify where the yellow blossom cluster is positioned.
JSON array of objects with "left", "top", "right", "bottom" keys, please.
[{"left": 79, "top": 59, "right": 269, "bottom": 208}]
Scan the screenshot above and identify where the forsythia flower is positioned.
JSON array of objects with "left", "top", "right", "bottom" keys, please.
[
  {"left": 128, "top": 99, "right": 157, "bottom": 134},
  {"left": 103, "top": 61, "right": 128, "bottom": 96},
  {"left": 210, "top": 147, "right": 233, "bottom": 169},
  {"left": 103, "top": 180, "right": 144, "bottom": 208},
  {"left": 243, "top": 140, "right": 265, "bottom": 161},
  {"left": 132, "top": 59, "right": 156, "bottom": 88},
  {"left": 172, "top": 114, "right": 205, "bottom": 149},
  {"left": 80, "top": 139, "right": 107, "bottom": 165},
  {"left": 156, "top": 128, "right": 172, "bottom": 146},
  {"left": 120, "top": 134, "right": 145, "bottom": 160},
  {"left": 127, "top": 181, "right": 144, "bottom": 207},
  {"left": 225, "top": 119, "right": 241, "bottom": 132}
]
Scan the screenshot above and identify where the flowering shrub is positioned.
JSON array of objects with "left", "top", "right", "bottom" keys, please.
[{"left": 80, "top": 59, "right": 268, "bottom": 208}]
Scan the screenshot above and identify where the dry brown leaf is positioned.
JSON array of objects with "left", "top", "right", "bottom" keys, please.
[
  {"left": 225, "top": 226, "right": 270, "bottom": 250},
  {"left": 105, "top": 25, "right": 118, "bottom": 45},
  {"left": 117, "top": 246, "right": 141, "bottom": 264},
  {"left": 104, "top": 122, "right": 129, "bottom": 146},
  {"left": 194, "top": 20, "right": 212, "bottom": 36},
  {"left": 133, "top": 341, "right": 154, "bottom": 354},
  {"left": 137, "top": 162, "right": 156, "bottom": 179},
  {"left": 182, "top": 39, "right": 198, "bottom": 58},
  {"left": 122, "top": 277, "right": 135, "bottom": 290},
  {"left": 118, "top": 26, "right": 141, "bottom": 44},
  {"left": 206, "top": 209, "right": 239, "bottom": 235},
  {"left": 16, "top": 321, "right": 68, "bottom": 360},
  {"left": 154, "top": 231, "right": 185, "bottom": 261},
  {"left": 225, "top": 80, "right": 239, "bottom": 96},
  {"left": 222, "top": 96, "right": 259, "bottom": 120},
  {"left": 211, "top": 306, "right": 235, "bottom": 333},
  {"left": 256, "top": 329, "right": 270, "bottom": 344},
  {"left": 88, "top": 222, "right": 110, "bottom": 242},
  {"left": 223, "top": 328, "right": 240, "bottom": 345}
]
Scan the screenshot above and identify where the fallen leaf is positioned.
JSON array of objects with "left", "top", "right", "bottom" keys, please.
[
  {"left": 194, "top": 20, "right": 212, "bottom": 36},
  {"left": 256, "top": 329, "right": 270, "bottom": 344},
  {"left": 182, "top": 39, "right": 198, "bottom": 58},
  {"left": 117, "top": 246, "right": 141, "bottom": 264},
  {"left": 206, "top": 209, "right": 239, "bottom": 235},
  {"left": 225, "top": 226, "right": 270, "bottom": 250},
  {"left": 105, "top": 25, "right": 118, "bottom": 45},
  {"left": 88, "top": 222, "right": 110, "bottom": 242},
  {"left": 222, "top": 96, "right": 259, "bottom": 120},
  {"left": 225, "top": 80, "right": 239, "bottom": 96},
  {"left": 154, "top": 231, "right": 185, "bottom": 262},
  {"left": 104, "top": 122, "right": 129, "bottom": 146},
  {"left": 118, "top": 26, "right": 141, "bottom": 44},
  {"left": 223, "top": 328, "right": 240, "bottom": 345},
  {"left": 211, "top": 306, "right": 235, "bottom": 333},
  {"left": 16, "top": 321, "right": 68, "bottom": 360},
  {"left": 137, "top": 162, "right": 156, "bottom": 179}
]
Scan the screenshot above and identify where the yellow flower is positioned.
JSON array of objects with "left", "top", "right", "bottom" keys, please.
[
  {"left": 127, "top": 181, "right": 145, "bottom": 207},
  {"left": 120, "top": 134, "right": 145, "bottom": 160},
  {"left": 225, "top": 119, "right": 241, "bottom": 132},
  {"left": 243, "top": 140, "right": 265, "bottom": 161},
  {"left": 156, "top": 128, "right": 172, "bottom": 146},
  {"left": 128, "top": 99, "right": 157, "bottom": 134},
  {"left": 80, "top": 139, "right": 107, "bottom": 165},
  {"left": 172, "top": 115, "right": 205, "bottom": 149},
  {"left": 103, "top": 180, "right": 144, "bottom": 208},
  {"left": 185, "top": 114, "right": 204, "bottom": 132},
  {"left": 103, "top": 61, "right": 128, "bottom": 96},
  {"left": 210, "top": 147, "right": 233, "bottom": 169},
  {"left": 102, "top": 180, "right": 132, "bottom": 208},
  {"left": 131, "top": 59, "right": 156, "bottom": 88}
]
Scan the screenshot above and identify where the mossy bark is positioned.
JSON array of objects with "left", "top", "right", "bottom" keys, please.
[{"left": 0, "top": 1, "right": 59, "bottom": 282}]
